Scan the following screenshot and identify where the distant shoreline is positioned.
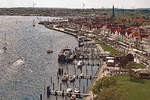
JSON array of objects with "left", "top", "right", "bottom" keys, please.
[
  {"left": 41, "top": 23, "right": 105, "bottom": 100},
  {"left": 1, "top": 7, "right": 150, "bottom": 17}
]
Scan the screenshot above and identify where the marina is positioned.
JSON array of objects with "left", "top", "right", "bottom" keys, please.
[
  {"left": 0, "top": 1, "right": 150, "bottom": 100},
  {"left": 0, "top": 16, "right": 101, "bottom": 100}
]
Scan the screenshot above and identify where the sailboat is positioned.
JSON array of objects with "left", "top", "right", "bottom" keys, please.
[
  {"left": 32, "top": 0, "right": 36, "bottom": 27},
  {"left": 33, "top": 19, "right": 35, "bottom": 27},
  {"left": 47, "top": 39, "right": 53, "bottom": 54}
]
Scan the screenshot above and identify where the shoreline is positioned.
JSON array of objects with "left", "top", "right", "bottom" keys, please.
[{"left": 42, "top": 24, "right": 106, "bottom": 100}]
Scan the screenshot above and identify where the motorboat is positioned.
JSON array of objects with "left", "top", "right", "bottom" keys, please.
[
  {"left": 58, "top": 48, "right": 75, "bottom": 63},
  {"left": 47, "top": 49, "right": 53, "bottom": 54},
  {"left": 69, "top": 75, "right": 76, "bottom": 83},
  {"left": 77, "top": 60, "right": 84, "bottom": 69},
  {"left": 62, "top": 73, "right": 69, "bottom": 82}
]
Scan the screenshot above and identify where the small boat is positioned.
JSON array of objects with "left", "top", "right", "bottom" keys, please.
[
  {"left": 74, "top": 87, "right": 80, "bottom": 94},
  {"left": 74, "top": 87, "right": 80, "bottom": 98},
  {"left": 58, "top": 48, "right": 75, "bottom": 63},
  {"left": 66, "top": 88, "right": 72, "bottom": 93},
  {"left": 13, "top": 57, "right": 24, "bottom": 66},
  {"left": 62, "top": 73, "right": 69, "bottom": 82},
  {"left": 47, "top": 49, "right": 53, "bottom": 54},
  {"left": 3, "top": 46, "right": 7, "bottom": 51},
  {"left": 69, "top": 75, "right": 76, "bottom": 83},
  {"left": 79, "top": 73, "right": 84, "bottom": 79},
  {"left": 33, "top": 19, "right": 35, "bottom": 27},
  {"left": 70, "top": 95, "right": 76, "bottom": 100},
  {"left": 77, "top": 60, "right": 84, "bottom": 69},
  {"left": 58, "top": 68, "right": 63, "bottom": 76}
]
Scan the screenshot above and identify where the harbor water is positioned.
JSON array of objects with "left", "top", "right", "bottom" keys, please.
[{"left": 0, "top": 16, "right": 99, "bottom": 100}]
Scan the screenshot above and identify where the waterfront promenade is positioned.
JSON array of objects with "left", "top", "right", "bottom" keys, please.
[{"left": 43, "top": 23, "right": 109, "bottom": 100}]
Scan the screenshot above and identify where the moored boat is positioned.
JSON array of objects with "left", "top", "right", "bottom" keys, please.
[
  {"left": 47, "top": 49, "right": 53, "bottom": 54},
  {"left": 58, "top": 48, "right": 75, "bottom": 63}
]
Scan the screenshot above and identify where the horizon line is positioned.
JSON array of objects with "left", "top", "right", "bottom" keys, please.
[{"left": 0, "top": 7, "right": 150, "bottom": 10}]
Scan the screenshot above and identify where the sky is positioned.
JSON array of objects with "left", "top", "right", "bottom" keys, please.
[{"left": 0, "top": 0, "right": 150, "bottom": 9}]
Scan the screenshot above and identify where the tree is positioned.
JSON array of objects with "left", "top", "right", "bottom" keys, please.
[
  {"left": 95, "top": 87, "right": 127, "bottom": 100},
  {"left": 119, "top": 56, "right": 129, "bottom": 68},
  {"left": 125, "top": 61, "right": 136, "bottom": 80},
  {"left": 92, "top": 76, "right": 116, "bottom": 94},
  {"left": 119, "top": 54, "right": 134, "bottom": 69},
  {"left": 126, "top": 53, "right": 134, "bottom": 62}
]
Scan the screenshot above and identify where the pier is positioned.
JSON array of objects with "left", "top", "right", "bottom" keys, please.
[{"left": 36, "top": 23, "right": 102, "bottom": 100}]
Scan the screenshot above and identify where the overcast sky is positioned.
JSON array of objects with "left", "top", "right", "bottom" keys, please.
[{"left": 0, "top": 0, "right": 150, "bottom": 9}]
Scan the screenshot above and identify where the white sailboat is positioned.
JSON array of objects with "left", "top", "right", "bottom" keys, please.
[
  {"left": 33, "top": 0, "right": 36, "bottom": 27},
  {"left": 33, "top": 19, "right": 35, "bottom": 27}
]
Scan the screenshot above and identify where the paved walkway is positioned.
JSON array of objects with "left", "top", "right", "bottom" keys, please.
[{"left": 85, "top": 43, "right": 109, "bottom": 100}]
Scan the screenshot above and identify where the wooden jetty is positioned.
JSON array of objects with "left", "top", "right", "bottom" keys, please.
[
  {"left": 47, "top": 88, "right": 90, "bottom": 98},
  {"left": 60, "top": 74, "right": 97, "bottom": 80}
]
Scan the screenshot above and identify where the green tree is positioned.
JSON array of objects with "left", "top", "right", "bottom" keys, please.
[
  {"left": 125, "top": 61, "right": 136, "bottom": 80},
  {"left": 119, "top": 56, "right": 129, "bottom": 69}
]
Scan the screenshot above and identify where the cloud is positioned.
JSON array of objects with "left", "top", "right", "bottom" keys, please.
[{"left": 0, "top": 0, "right": 149, "bottom": 8}]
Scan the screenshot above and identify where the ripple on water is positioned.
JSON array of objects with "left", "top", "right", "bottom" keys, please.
[{"left": 0, "top": 16, "right": 78, "bottom": 100}]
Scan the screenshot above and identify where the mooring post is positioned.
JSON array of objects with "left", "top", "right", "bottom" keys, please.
[
  {"left": 40, "top": 94, "right": 42, "bottom": 100},
  {"left": 86, "top": 65, "right": 88, "bottom": 75},
  {"left": 62, "top": 90, "right": 64, "bottom": 97},
  {"left": 57, "top": 75, "right": 59, "bottom": 84},
  {"left": 91, "top": 66, "right": 93, "bottom": 76},
  {"left": 74, "top": 65, "right": 76, "bottom": 75},
  {"left": 51, "top": 77, "right": 52, "bottom": 84},
  {"left": 53, "top": 82, "right": 55, "bottom": 90},
  {"left": 79, "top": 79, "right": 81, "bottom": 89},
  {"left": 80, "top": 68, "right": 82, "bottom": 73},
  {"left": 67, "top": 64, "right": 69, "bottom": 74},
  {"left": 56, "top": 95, "right": 58, "bottom": 100},
  {"left": 60, "top": 83, "right": 62, "bottom": 91},
  {"left": 67, "top": 82, "right": 69, "bottom": 88},
  {"left": 87, "top": 79, "right": 88, "bottom": 86},
  {"left": 83, "top": 85, "right": 85, "bottom": 93}
]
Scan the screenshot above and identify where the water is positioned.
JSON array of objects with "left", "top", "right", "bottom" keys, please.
[{"left": 0, "top": 16, "right": 99, "bottom": 100}]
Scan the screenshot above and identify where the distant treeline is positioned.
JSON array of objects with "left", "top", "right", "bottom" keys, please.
[{"left": 0, "top": 7, "right": 150, "bottom": 17}]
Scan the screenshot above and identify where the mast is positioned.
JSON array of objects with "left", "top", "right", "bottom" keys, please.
[
  {"left": 33, "top": 0, "right": 36, "bottom": 27},
  {"left": 3, "top": 33, "right": 7, "bottom": 52}
]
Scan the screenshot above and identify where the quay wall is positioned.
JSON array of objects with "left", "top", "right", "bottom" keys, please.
[{"left": 41, "top": 23, "right": 105, "bottom": 100}]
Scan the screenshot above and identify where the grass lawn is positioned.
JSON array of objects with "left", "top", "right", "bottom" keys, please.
[
  {"left": 95, "top": 39, "right": 124, "bottom": 56},
  {"left": 115, "top": 75, "right": 150, "bottom": 100},
  {"left": 134, "top": 63, "right": 146, "bottom": 68}
]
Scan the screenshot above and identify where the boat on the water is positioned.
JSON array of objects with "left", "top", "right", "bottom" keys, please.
[
  {"left": 47, "top": 49, "right": 53, "bottom": 54},
  {"left": 58, "top": 48, "right": 75, "bottom": 63},
  {"left": 77, "top": 60, "right": 84, "bottom": 69},
  {"left": 69, "top": 75, "right": 76, "bottom": 83},
  {"left": 70, "top": 95, "right": 76, "bottom": 100},
  {"left": 13, "top": 57, "right": 24, "bottom": 66},
  {"left": 62, "top": 73, "right": 69, "bottom": 82}
]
